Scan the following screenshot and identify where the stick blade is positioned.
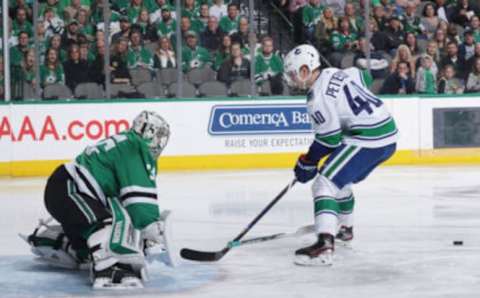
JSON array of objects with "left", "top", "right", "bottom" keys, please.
[{"left": 180, "top": 247, "right": 228, "bottom": 262}]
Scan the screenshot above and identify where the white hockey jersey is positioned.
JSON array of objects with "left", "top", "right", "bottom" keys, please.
[{"left": 307, "top": 67, "right": 398, "bottom": 148}]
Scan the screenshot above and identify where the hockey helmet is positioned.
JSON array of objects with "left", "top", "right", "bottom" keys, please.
[
  {"left": 132, "top": 111, "right": 170, "bottom": 159},
  {"left": 283, "top": 44, "right": 321, "bottom": 89}
]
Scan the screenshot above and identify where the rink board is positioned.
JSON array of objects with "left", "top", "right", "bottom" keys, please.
[{"left": 0, "top": 95, "right": 479, "bottom": 176}]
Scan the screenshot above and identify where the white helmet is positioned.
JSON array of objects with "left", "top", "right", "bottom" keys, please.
[
  {"left": 283, "top": 44, "right": 321, "bottom": 89},
  {"left": 132, "top": 111, "right": 170, "bottom": 159}
]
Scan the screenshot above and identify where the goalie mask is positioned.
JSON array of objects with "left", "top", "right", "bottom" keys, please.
[
  {"left": 132, "top": 111, "right": 170, "bottom": 159},
  {"left": 283, "top": 44, "right": 321, "bottom": 90}
]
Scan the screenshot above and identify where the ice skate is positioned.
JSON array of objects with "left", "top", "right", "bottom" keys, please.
[
  {"left": 91, "top": 263, "right": 143, "bottom": 289},
  {"left": 294, "top": 234, "right": 334, "bottom": 266},
  {"left": 335, "top": 226, "right": 353, "bottom": 247}
]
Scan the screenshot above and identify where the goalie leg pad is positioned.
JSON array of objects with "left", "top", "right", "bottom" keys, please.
[{"left": 87, "top": 198, "right": 147, "bottom": 289}]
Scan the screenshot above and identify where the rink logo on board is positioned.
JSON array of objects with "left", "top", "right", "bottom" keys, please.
[{"left": 208, "top": 104, "right": 311, "bottom": 135}]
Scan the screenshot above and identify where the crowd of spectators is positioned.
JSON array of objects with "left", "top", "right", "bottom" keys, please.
[
  {"left": 279, "top": 0, "right": 480, "bottom": 95},
  {"left": 1, "top": 0, "right": 480, "bottom": 99}
]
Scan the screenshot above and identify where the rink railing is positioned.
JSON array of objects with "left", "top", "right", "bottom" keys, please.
[{"left": 0, "top": 94, "right": 479, "bottom": 176}]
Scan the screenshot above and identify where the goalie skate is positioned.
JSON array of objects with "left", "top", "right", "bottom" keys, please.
[
  {"left": 294, "top": 234, "right": 334, "bottom": 266},
  {"left": 91, "top": 264, "right": 144, "bottom": 290}
]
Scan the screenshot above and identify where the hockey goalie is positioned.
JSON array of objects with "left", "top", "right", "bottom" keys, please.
[{"left": 21, "top": 111, "right": 175, "bottom": 289}]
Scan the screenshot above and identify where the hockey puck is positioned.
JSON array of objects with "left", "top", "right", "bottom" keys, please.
[{"left": 453, "top": 241, "right": 463, "bottom": 246}]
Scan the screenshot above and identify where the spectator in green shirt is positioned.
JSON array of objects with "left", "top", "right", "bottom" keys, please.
[
  {"left": 127, "top": 30, "right": 155, "bottom": 70},
  {"left": 302, "top": 0, "right": 324, "bottom": 42},
  {"left": 219, "top": 3, "right": 240, "bottom": 35},
  {"left": 40, "top": 48, "right": 65, "bottom": 88},
  {"left": 49, "top": 34, "right": 68, "bottom": 62},
  {"left": 182, "top": 0, "right": 200, "bottom": 20},
  {"left": 77, "top": 8, "right": 95, "bottom": 42},
  {"left": 10, "top": 31, "right": 31, "bottom": 67},
  {"left": 255, "top": 36, "right": 284, "bottom": 95},
  {"left": 213, "top": 35, "right": 231, "bottom": 71},
  {"left": 182, "top": 30, "right": 212, "bottom": 72},
  {"left": 12, "top": 8, "right": 33, "bottom": 38},
  {"left": 329, "top": 16, "right": 358, "bottom": 67},
  {"left": 155, "top": 5, "right": 177, "bottom": 40}
]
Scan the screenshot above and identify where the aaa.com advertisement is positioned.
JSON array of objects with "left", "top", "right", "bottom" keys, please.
[{"left": 0, "top": 100, "right": 316, "bottom": 163}]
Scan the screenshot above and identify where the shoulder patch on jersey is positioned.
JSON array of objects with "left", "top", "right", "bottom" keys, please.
[{"left": 306, "top": 90, "right": 314, "bottom": 102}]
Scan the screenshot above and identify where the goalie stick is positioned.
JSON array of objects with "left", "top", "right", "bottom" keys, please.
[{"left": 180, "top": 179, "right": 297, "bottom": 262}]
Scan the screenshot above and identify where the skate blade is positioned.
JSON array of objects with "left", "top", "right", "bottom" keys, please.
[
  {"left": 335, "top": 239, "right": 353, "bottom": 249},
  {"left": 294, "top": 251, "right": 333, "bottom": 267},
  {"left": 93, "top": 277, "right": 144, "bottom": 290}
]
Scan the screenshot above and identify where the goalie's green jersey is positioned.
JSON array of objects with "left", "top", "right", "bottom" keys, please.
[{"left": 65, "top": 130, "right": 159, "bottom": 230}]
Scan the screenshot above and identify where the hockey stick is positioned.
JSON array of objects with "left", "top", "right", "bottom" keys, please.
[
  {"left": 227, "top": 224, "right": 315, "bottom": 248},
  {"left": 180, "top": 179, "right": 297, "bottom": 262}
]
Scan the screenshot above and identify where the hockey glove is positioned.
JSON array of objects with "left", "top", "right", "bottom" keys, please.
[{"left": 294, "top": 154, "right": 318, "bottom": 183}]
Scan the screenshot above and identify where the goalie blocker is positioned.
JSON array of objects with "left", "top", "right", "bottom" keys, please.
[{"left": 23, "top": 111, "right": 174, "bottom": 289}]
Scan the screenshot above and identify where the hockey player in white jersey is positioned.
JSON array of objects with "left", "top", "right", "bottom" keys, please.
[{"left": 284, "top": 45, "right": 398, "bottom": 266}]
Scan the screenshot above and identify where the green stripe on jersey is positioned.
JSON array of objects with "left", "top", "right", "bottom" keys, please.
[
  {"left": 348, "top": 118, "right": 397, "bottom": 139},
  {"left": 315, "top": 132, "right": 342, "bottom": 147},
  {"left": 314, "top": 197, "right": 339, "bottom": 215}
]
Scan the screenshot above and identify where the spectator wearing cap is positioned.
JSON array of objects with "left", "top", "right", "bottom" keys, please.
[
  {"left": 213, "top": 35, "right": 232, "bottom": 71},
  {"left": 40, "top": 48, "right": 65, "bottom": 88},
  {"left": 219, "top": 3, "right": 240, "bottom": 35},
  {"left": 218, "top": 41, "right": 250, "bottom": 86},
  {"left": 384, "top": 16, "right": 405, "bottom": 54},
  {"left": 255, "top": 36, "right": 284, "bottom": 95},
  {"left": 415, "top": 54, "right": 438, "bottom": 94},
  {"left": 201, "top": 16, "right": 225, "bottom": 52},
  {"left": 451, "top": 0, "right": 479, "bottom": 28},
  {"left": 380, "top": 61, "right": 415, "bottom": 94},
  {"left": 440, "top": 41, "right": 467, "bottom": 79},
  {"left": 10, "top": 31, "right": 31, "bottom": 67},
  {"left": 438, "top": 64, "right": 464, "bottom": 94},
  {"left": 153, "top": 37, "right": 176, "bottom": 69},
  {"left": 63, "top": 0, "right": 89, "bottom": 22},
  {"left": 398, "top": 2, "right": 422, "bottom": 35},
  {"left": 127, "top": 30, "right": 154, "bottom": 70},
  {"left": 155, "top": 5, "right": 177, "bottom": 40},
  {"left": 149, "top": 0, "right": 175, "bottom": 24},
  {"left": 136, "top": 8, "right": 157, "bottom": 42},
  {"left": 210, "top": 0, "right": 228, "bottom": 21},
  {"left": 182, "top": 30, "right": 212, "bottom": 72},
  {"left": 61, "top": 19, "right": 80, "bottom": 50},
  {"left": 112, "top": 16, "right": 132, "bottom": 44},
  {"left": 63, "top": 44, "right": 90, "bottom": 91},
  {"left": 421, "top": 3, "right": 440, "bottom": 39},
  {"left": 12, "top": 8, "right": 33, "bottom": 38},
  {"left": 459, "top": 30, "right": 476, "bottom": 61},
  {"left": 466, "top": 57, "right": 480, "bottom": 93}
]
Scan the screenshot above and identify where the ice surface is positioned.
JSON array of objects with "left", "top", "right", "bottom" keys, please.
[{"left": 1, "top": 166, "right": 480, "bottom": 298}]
